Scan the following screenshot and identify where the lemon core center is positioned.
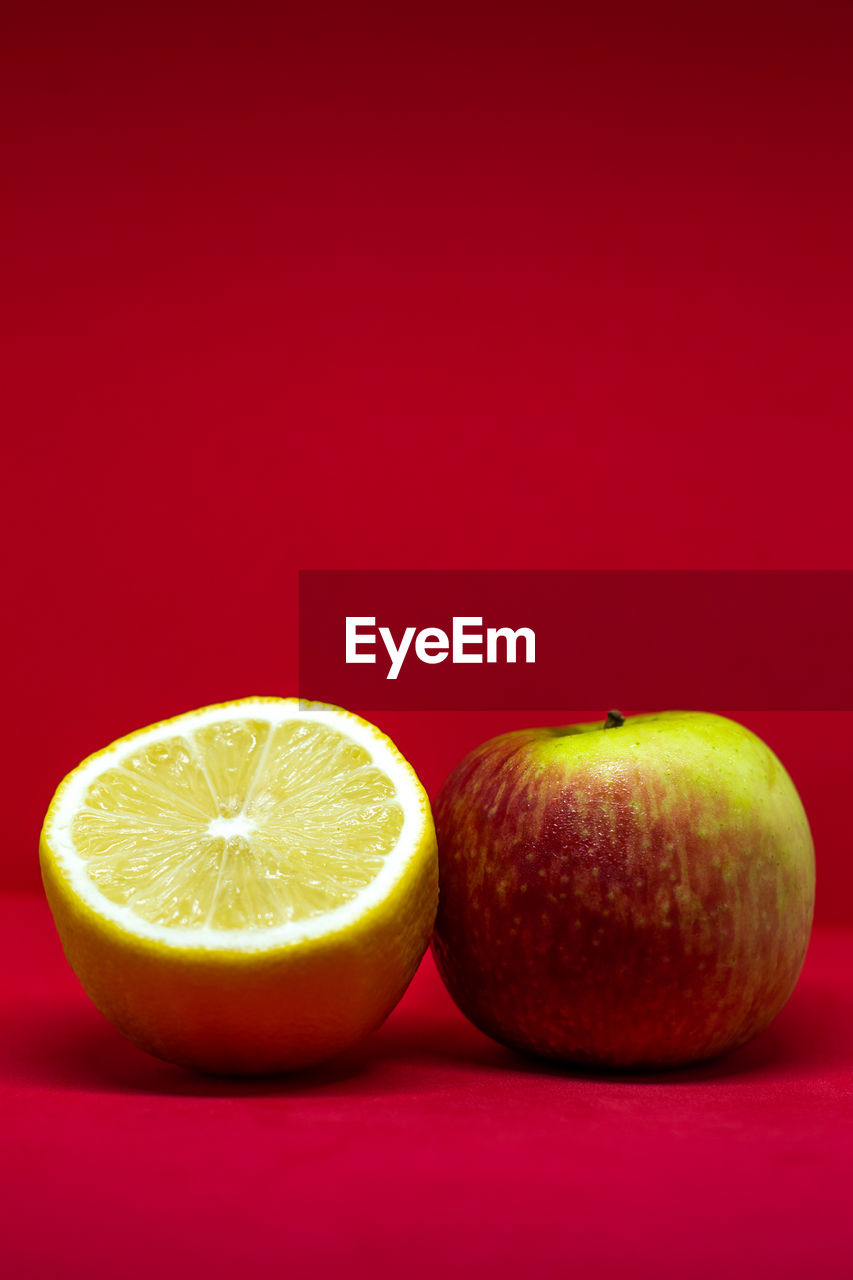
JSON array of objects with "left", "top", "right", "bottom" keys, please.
[{"left": 207, "top": 815, "right": 255, "bottom": 839}]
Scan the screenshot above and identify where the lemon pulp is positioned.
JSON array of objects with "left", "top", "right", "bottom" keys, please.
[{"left": 69, "top": 718, "right": 404, "bottom": 931}]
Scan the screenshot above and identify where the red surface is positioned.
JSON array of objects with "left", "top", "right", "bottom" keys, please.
[
  {"left": 3, "top": 3, "right": 853, "bottom": 1276},
  {"left": 2, "top": 895, "right": 853, "bottom": 1278}
]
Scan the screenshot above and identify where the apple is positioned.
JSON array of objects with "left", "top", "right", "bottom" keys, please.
[{"left": 432, "top": 711, "right": 815, "bottom": 1068}]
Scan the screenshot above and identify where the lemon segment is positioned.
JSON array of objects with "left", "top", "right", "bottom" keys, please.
[{"left": 67, "top": 719, "right": 403, "bottom": 931}]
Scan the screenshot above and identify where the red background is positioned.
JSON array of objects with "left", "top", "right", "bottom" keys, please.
[{"left": 3, "top": 3, "right": 853, "bottom": 1277}]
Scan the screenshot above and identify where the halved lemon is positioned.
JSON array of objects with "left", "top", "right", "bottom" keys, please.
[{"left": 40, "top": 697, "right": 438, "bottom": 1073}]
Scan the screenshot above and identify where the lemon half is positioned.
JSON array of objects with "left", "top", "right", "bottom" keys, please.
[{"left": 40, "top": 698, "right": 438, "bottom": 1073}]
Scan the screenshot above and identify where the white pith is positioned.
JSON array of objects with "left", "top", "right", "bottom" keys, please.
[{"left": 44, "top": 700, "right": 427, "bottom": 953}]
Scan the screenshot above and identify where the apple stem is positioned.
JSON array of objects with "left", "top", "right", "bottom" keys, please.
[{"left": 604, "top": 709, "right": 625, "bottom": 729}]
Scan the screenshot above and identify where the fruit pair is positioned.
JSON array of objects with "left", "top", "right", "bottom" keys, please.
[{"left": 41, "top": 701, "right": 814, "bottom": 1073}]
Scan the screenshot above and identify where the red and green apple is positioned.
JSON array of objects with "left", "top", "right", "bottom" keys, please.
[{"left": 432, "top": 711, "right": 815, "bottom": 1068}]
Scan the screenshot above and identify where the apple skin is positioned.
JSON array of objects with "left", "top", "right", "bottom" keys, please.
[{"left": 431, "top": 712, "right": 815, "bottom": 1068}]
